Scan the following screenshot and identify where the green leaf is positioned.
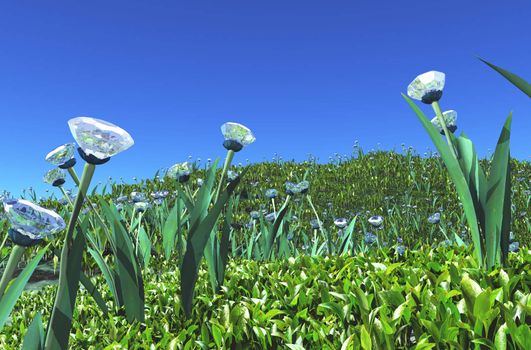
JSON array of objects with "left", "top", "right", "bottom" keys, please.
[
  {"left": 180, "top": 167, "right": 248, "bottom": 318},
  {"left": 22, "top": 312, "right": 45, "bottom": 350},
  {"left": 461, "top": 273, "right": 483, "bottom": 318},
  {"left": 360, "top": 325, "right": 372, "bottom": 350},
  {"left": 485, "top": 113, "right": 512, "bottom": 269},
  {"left": 478, "top": 57, "right": 531, "bottom": 97},
  {"left": 495, "top": 323, "right": 508, "bottom": 350},
  {"left": 402, "top": 93, "right": 483, "bottom": 266},
  {"left": 162, "top": 197, "right": 182, "bottom": 260},
  {"left": 217, "top": 196, "right": 235, "bottom": 291},
  {"left": 0, "top": 244, "right": 49, "bottom": 332},
  {"left": 138, "top": 225, "right": 151, "bottom": 269},
  {"left": 86, "top": 246, "right": 119, "bottom": 308}
]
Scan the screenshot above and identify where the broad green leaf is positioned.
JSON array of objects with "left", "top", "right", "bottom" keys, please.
[
  {"left": 360, "top": 325, "right": 372, "bottom": 350},
  {"left": 22, "top": 312, "right": 45, "bottom": 350},
  {"left": 163, "top": 198, "right": 181, "bottom": 260},
  {"left": 0, "top": 244, "right": 49, "bottom": 332},
  {"left": 138, "top": 225, "right": 151, "bottom": 269}
]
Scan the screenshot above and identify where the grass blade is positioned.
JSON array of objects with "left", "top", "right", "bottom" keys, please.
[
  {"left": 22, "top": 311, "right": 45, "bottom": 350},
  {"left": 0, "top": 244, "right": 50, "bottom": 332},
  {"left": 478, "top": 57, "right": 531, "bottom": 97}
]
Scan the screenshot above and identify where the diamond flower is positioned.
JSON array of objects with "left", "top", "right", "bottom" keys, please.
[
  {"left": 45, "top": 143, "right": 76, "bottom": 169},
  {"left": 334, "top": 218, "right": 348, "bottom": 229},
  {"left": 310, "top": 219, "right": 321, "bottom": 230},
  {"left": 130, "top": 192, "right": 147, "bottom": 203},
  {"left": 364, "top": 232, "right": 377, "bottom": 245},
  {"left": 407, "top": 71, "right": 445, "bottom": 104},
  {"left": 221, "top": 122, "right": 256, "bottom": 152},
  {"left": 227, "top": 170, "right": 239, "bottom": 182},
  {"left": 134, "top": 202, "right": 151, "bottom": 213},
  {"left": 68, "top": 117, "right": 134, "bottom": 163},
  {"left": 368, "top": 215, "right": 384, "bottom": 227},
  {"left": 43, "top": 168, "right": 67, "bottom": 187},
  {"left": 167, "top": 162, "right": 191, "bottom": 183},
  {"left": 250, "top": 211, "right": 260, "bottom": 220},
  {"left": 428, "top": 212, "right": 441, "bottom": 224},
  {"left": 265, "top": 189, "right": 278, "bottom": 199},
  {"left": 431, "top": 110, "right": 457, "bottom": 135},
  {"left": 3, "top": 199, "right": 66, "bottom": 245}
]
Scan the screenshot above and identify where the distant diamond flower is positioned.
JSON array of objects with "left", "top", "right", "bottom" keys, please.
[
  {"left": 334, "top": 218, "right": 348, "bottom": 229},
  {"left": 364, "top": 232, "right": 377, "bottom": 245},
  {"left": 115, "top": 195, "right": 128, "bottom": 203},
  {"left": 227, "top": 170, "right": 239, "bottom": 182},
  {"left": 197, "top": 178, "right": 204, "bottom": 187},
  {"left": 250, "top": 211, "right": 260, "bottom": 220},
  {"left": 431, "top": 110, "right": 457, "bottom": 135},
  {"left": 68, "top": 116, "right": 134, "bottom": 164},
  {"left": 428, "top": 212, "right": 441, "bottom": 224},
  {"left": 407, "top": 71, "right": 445, "bottom": 104},
  {"left": 3, "top": 199, "right": 66, "bottom": 246},
  {"left": 368, "top": 215, "right": 384, "bottom": 227},
  {"left": 508, "top": 241, "right": 519, "bottom": 253},
  {"left": 221, "top": 122, "right": 256, "bottom": 152},
  {"left": 265, "top": 212, "right": 276, "bottom": 222},
  {"left": 396, "top": 245, "right": 406, "bottom": 256},
  {"left": 287, "top": 232, "right": 294, "bottom": 241},
  {"left": 134, "top": 202, "right": 151, "bottom": 213},
  {"left": 45, "top": 143, "right": 76, "bottom": 169},
  {"left": 43, "top": 168, "right": 67, "bottom": 187},
  {"left": 265, "top": 189, "right": 278, "bottom": 199},
  {"left": 310, "top": 219, "right": 321, "bottom": 230},
  {"left": 285, "top": 181, "right": 310, "bottom": 195},
  {"left": 130, "top": 192, "right": 147, "bottom": 203},
  {"left": 167, "top": 162, "right": 191, "bottom": 183},
  {"left": 150, "top": 191, "right": 169, "bottom": 200}
]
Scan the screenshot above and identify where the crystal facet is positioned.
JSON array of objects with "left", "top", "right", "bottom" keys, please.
[
  {"left": 3, "top": 199, "right": 66, "bottom": 240},
  {"left": 68, "top": 117, "right": 134, "bottom": 159},
  {"left": 45, "top": 143, "right": 76, "bottom": 166},
  {"left": 431, "top": 110, "right": 457, "bottom": 135},
  {"left": 407, "top": 71, "right": 445, "bottom": 104},
  {"left": 221, "top": 122, "right": 256, "bottom": 150}
]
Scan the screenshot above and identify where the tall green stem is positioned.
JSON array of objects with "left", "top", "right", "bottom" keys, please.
[
  {"left": 45, "top": 162, "right": 95, "bottom": 350},
  {"left": 0, "top": 245, "right": 26, "bottom": 301},
  {"left": 214, "top": 150, "right": 235, "bottom": 204}
]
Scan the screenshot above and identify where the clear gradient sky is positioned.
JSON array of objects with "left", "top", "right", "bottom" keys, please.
[{"left": 1, "top": 1, "right": 529, "bottom": 199}]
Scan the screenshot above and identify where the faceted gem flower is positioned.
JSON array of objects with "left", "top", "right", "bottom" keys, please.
[
  {"left": 43, "top": 168, "right": 67, "bottom": 187},
  {"left": 45, "top": 143, "right": 76, "bottom": 168},
  {"left": 428, "top": 212, "right": 441, "bottom": 224},
  {"left": 407, "top": 71, "right": 445, "bottom": 104},
  {"left": 197, "top": 178, "right": 204, "bottom": 187},
  {"left": 265, "top": 212, "right": 276, "bottom": 222},
  {"left": 508, "top": 241, "right": 519, "bottom": 253},
  {"left": 334, "top": 218, "right": 348, "bottom": 229},
  {"left": 130, "top": 192, "right": 147, "bottom": 203},
  {"left": 368, "top": 215, "right": 384, "bottom": 227},
  {"left": 364, "top": 232, "right": 377, "bottom": 245},
  {"left": 265, "top": 189, "right": 278, "bottom": 199},
  {"left": 3, "top": 199, "right": 66, "bottom": 242},
  {"left": 250, "top": 211, "right": 260, "bottom": 220},
  {"left": 396, "top": 245, "right": 406, "bottom": 256},
  {"left": 167, "top": 162, "right": 191, "bottom": 182},
  {"left": 285, "top": 181, "right": 310, "bottom": 195},
  {"left": 287, "top": 232, "right": 294, "bottom": 241},
  {"left": 68, "top": 116, "right": 134, "bottom": 160},
  {"left": 227, "top": 170, "right": 239, "bottom": 182},
  {"left": 115, "top": 195, "right": 128, "bottom": 203},
  {"left": 431, "top": 110, "right": 458, "bottom": 135},
  {"left": 310, "top": 219, "right": 321, "bottom": 230},
  {"left": 150, "top": 191, "right": 169, "bottom": 200},
  {"left": 134, "top": 202, "right": 151, "bottom": 213},
  {"left": 221, "top": 122, "right": 256, "bottom": 152}
]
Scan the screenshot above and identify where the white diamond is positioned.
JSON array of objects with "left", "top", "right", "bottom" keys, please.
[
  {"left": 43, "top": 168, "right": 66, "bottom": 185},
  {"left": 407, "top": 71, "right": 445, "bottom": 101},
  {"left": 3, "top": 199, "right": 66, "bottom": 240},
  {"left": 431, "top": 110, "right": 457, "bottom": 133},
  {"left": 45, "top": 143, "right": 75, "bottom": 165},
  {"left": 68, "top": 117, "right": 134, "bottom": 159},
  {"left": 221, "top": 122, "right": 256, "bottom": 146}
]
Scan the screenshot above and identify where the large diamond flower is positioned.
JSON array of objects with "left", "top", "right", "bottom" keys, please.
[
  {"left": 431, "top": 110, "right": 457, "bottom": 135},
  {"left": 45, "top": 143, "right": 76, "bottom": 168},
  {"left": 221, "top": 122, "right": 256, "bottom": 152},
  {"left": 68, "top": 117, "right": 134, "bottom": 160},
  {"left": 3, "top": 199, "right": 66, "bottom": 242},
  {"left": 407, "top": 71, "right": 445, "bottom": 104},
  {"left": 43, "top": 168, "right": 67, "bottom": 187}
]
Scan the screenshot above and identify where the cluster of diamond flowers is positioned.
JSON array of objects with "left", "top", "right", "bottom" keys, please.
[
  {"left": 284, "top": 181, "right": 309, "bottom": 195},
  {"left": 407, "top": 71, "right": 458, "bottom": 135}
]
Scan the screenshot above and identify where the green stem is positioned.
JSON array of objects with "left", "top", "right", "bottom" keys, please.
[
  {"left": 306, "top": 195, "right": 332, "bottom": 254},
  {"left": 0, "top": 244, "right": 26, "bottom": 301},
  {"left": 59, "top": 186, "right": 74, "bottom": 209},
  {"left": 432, "top": 101, "right": 458, "bottom": 159},
  {"left": 45, "top": 162, "right": 96, "bottom": 350},
  {"left": 214, "top": 150, "right": 235, "bottom": 204}
]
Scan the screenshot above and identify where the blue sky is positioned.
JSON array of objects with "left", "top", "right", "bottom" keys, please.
[{"left": 1, "top": 0, "right": 529, "bottom": 199}]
